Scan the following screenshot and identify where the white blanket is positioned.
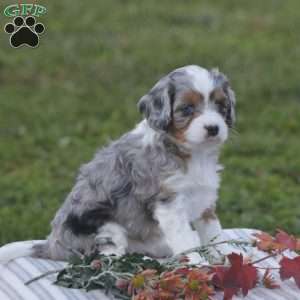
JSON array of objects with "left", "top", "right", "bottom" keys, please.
[{"left": 0, "top": 229, "right": 299, "bottom": 300}]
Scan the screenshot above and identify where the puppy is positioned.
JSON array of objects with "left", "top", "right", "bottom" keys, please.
[{"left": 0, "top": 65, "right": 235, "bottom": 262}]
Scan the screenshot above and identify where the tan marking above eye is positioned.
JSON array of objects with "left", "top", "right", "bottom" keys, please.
[
  {"left": 168, "top": 91, "right": 204, "bottom": 144},
  {"left": 210, "top": 88, "right": 227, "bottom": 104},
  {"left": 182, "top": 90, "right": 204, "bottom": 105}
]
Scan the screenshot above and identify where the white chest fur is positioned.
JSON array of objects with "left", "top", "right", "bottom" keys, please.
[{"left": 164, "top": 150, "right": 221, "bottom": 221}]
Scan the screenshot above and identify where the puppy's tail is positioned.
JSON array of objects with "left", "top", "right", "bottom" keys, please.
[{"left": 0, "top": 240, "right": 49, "bottom": 264}]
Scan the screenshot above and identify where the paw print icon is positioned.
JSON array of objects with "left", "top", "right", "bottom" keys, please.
[{"left": 4, "top": 16, "right": 45, "bottom": 48}]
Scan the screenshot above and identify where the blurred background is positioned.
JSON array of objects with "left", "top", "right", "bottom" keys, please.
[{"left": 0, "top": 0, "right": 300, "bottom": 245}]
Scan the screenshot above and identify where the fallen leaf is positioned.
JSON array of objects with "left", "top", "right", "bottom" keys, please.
[
  {"left": 262, "top": 269, "right": 280, "bottom": 289},
  {"left": 253, "top": 232, "right": 285, "bottom": 252},
  {"left": 275, "top": 230, "right": 297, "bottom": 251},
  {"left": 212, "top": 253, "right": 257, "bottom": 300},
  {"left": 279, "top": 256, "right": 300, "bottom": 288}
]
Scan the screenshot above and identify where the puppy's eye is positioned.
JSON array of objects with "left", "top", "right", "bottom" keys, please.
[
  {"left": 181, "top": 104, "right": 195, "bottom": 116},
  {"left": 216, "top": 101, "right": 227, "bottom": 115}
]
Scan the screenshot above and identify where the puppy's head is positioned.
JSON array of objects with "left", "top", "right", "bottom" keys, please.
[{"left": 138, "top": 65, "right": 235, "bottom": 150}]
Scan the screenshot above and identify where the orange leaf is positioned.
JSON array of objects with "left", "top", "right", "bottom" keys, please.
[
  {"left": 253, "top": 231, "right": 285, "bottom": 252},
  {"left": 262, "top": 269, "right": 280, "bottom": 289},
  {"left": 159, "top": 274, "right": 184, "bottom": 291}
]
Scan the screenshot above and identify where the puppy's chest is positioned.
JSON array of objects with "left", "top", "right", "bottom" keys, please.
[{"left": 164, "top": 157, "right": 221, "bottom": 221}]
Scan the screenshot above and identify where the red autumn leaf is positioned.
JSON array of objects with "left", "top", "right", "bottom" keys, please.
[
  {"left": 225, "top": 253, "right": 258, "bottom": 296},
  {"left": 275, "top": 229, "right": 300, "bottom": 251},
  {"left": 212, "top": 266, "right": 227, "bottom": 289},
  {"left": 212, "top": 268, "right": 238, "bottom": 300},
  {"left": 212, "top": 253, "right": 258, "bottom": 300},
  {"left": 262, "top": 269, "right": 280, "bottom": 289},
  {"left": 279, "top": 256, "right": 300, "bottom": 288},
  {"left": 296, "top": 240, "right": 300, "bottom": 251},
  {"left": 223, "top": 287, "right": 239, "bottom": 300}
]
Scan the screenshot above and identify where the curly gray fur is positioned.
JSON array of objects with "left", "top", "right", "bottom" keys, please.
[{"left": 33, "top": 65, "right": 235, "bottom": 260}]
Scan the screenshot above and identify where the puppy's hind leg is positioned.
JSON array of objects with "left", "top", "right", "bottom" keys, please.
[{"left": 95, "top": 222, "right": 128, "bottom": 256}]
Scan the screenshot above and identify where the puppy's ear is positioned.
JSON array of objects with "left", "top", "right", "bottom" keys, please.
[
  {"left": 138, "top": 76, "right": 174, "bottom": 131},
  {"left": 225, "top": 83, "right": 236, "bottom": 128},
  {"left": 210, "top": 69, "right": 236, "bottom": 128}
]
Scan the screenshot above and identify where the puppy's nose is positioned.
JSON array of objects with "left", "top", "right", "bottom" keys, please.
[{"left": 205, "top": 125, "right": 219, "bottom": 137}]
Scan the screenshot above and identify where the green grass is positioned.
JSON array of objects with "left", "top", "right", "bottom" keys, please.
[{"left": 0, "top": 0, "right": 300, "bottom": 245}]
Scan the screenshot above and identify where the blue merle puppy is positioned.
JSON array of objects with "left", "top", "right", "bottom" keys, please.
[{"left": 0, "top": 65, "right": 235, "bottom": 262}]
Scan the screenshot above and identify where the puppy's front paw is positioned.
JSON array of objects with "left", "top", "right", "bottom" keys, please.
[
  {"left": 95, "top": 222, "right": 128, "bottom": 257},
  {"left": 100, "top": 245, "right": 126, "bottom": 257},
  {"left": 95, "top": 235, "right": 126, "bottom": 257},
  {"left": 186, "top": 252, "right": 209, "bottom": 265}
]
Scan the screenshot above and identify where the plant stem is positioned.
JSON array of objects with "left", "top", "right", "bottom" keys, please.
[
  {"left": 255, "top": 266, "right": 280, "bottom": 270},
  {"left": 25, "top": 268, "right": 64, "bottom": 285},
  {"left": 172, "top": 239, "right": 250, "bottom": 261},
  {"left": 251, "top": 253, "right": 279, "bottom": 265}
]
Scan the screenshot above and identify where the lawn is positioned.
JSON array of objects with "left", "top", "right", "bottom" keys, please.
[{"left": 0, "top": 0, "right": 299, "bottom": 245}]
